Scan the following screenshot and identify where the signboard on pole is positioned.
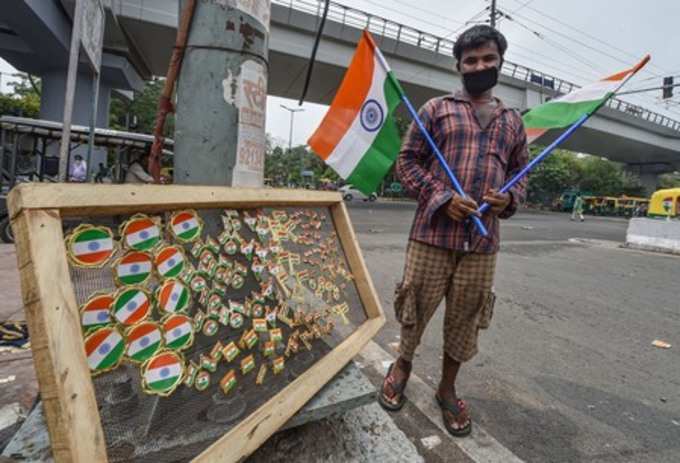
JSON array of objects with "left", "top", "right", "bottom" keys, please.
[{"left": 58, "top": 0, "right": 105, "bottom": 182}]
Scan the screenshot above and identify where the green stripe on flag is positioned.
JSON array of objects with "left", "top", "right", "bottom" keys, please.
[
  {"left": 148, "top": 377, "right": 179, "bottom": 392},
  {"left": 178, "top": 228, "right": 198, "bottom": 241},
  {"left": 98, "top": 341, "right": 125, "bottom": 370},
  {"left": 346, "top": 75, "right": 402, "bottom": 195},
  {"left": 130, "top": 342, "right": 161, "bottom": 361},
  {"left": 167, "top": 334, "right": 191, "bottom": 349},
  {"left": 523, "top": 98, "right": 608, "bottom": 129},
  {"left": 75, "top": 228, "right": 109, "bottom": 242}
]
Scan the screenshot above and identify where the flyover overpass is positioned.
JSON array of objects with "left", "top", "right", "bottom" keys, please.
[{"left": 2, "top": 0, "right": 680, "bottom": 190}]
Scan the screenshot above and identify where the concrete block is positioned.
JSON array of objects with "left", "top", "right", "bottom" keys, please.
[{"left": 625, "top": 218, "right": 680, "bottom": 254}]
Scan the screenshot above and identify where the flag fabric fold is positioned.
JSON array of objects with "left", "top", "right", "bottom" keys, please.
[
  {"left": 308, "top": 31, "right": 404, "bottom": 195},
  {"left": 523, "top": 56, "right": 649, "bottom": 144}
]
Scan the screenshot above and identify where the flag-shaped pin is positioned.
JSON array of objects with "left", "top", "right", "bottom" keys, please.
[
  {"left": 241, "top": 354, "right": 256, "bottom": 375},
  {"left": 122, "top": 215, "right": 161, "bottom": 251},
  {"left": 156, "top": 279, "right": 190, "bottom": 314},
  {"left": 113, "top": 287, "right": 151, "bottom": 326},
  {"left": 162, "top": 314, "right": 194, "bottom": 351},
  {"left": 272, "top": 356, "right": 285, "bottom": 375},
  {"left": 114, "top": 251, "right": 153, "bottom": 286},
  {"left": 125, "top": 321, "right": 163, "bottom": 363},
  {"left": 155, "top": 245, "right": 185, "bottom": 279},
  {"left": 67, "top": 225, "right": 115, "bottom": 267},
  {"left": 220, "top": 370, "right": 237, "bottom": 395},
  {"left": 221, "top": 341, "right": 240, "bottom": 362},
  {"left": 170, "top": 210, "right": 202, "bottom": 242},
  {"left": 142, "top": 350, "right": 184, "bottom": 396},
  {"left": 84, "top": 326, "right": 125, "bottom": 375},
  {"left": 253, "top": 318, "right": 267, "bottom": 333},
  {"left": 80, "top": 293, "right": 114, "bottom": 331}
]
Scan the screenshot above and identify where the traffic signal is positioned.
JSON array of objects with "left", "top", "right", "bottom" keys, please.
[{"left": 663, "top": 76, "right": 674, "bottom": 99}]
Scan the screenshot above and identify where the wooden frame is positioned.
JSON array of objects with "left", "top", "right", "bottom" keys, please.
[{"left": 9, "top": 183, "right": 385, "bottom": 463}]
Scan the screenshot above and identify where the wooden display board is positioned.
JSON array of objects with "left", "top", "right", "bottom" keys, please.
[{"left": 9, "top": 183, "right": 385, "bottom": 463}]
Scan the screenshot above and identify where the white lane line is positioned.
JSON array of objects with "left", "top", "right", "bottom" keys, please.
[{"left": 359, "top": 341, "right": 525, "bottom": 463}]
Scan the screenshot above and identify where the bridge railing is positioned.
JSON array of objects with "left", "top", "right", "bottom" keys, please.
[{"left": 274, "top": 0, "right": 680, "bottom": 132}]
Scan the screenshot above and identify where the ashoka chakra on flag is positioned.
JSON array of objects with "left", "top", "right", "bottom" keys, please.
[
  {"left": 121, "top": 215, "right": 161, "bottom": 251},
  {"left": 169, "top": 210, "right": 203, "bottom": 242},
  {"left": 125, "top": 321, "right": 163, "bottom": 363},
  {"left": 141, "top": 350, "right": 184, "bottom": 396},
  {"left": 114, "top": 251, "right": 153, "bottom": 286},
  {"left": 162, "top": 314, "right": 194, "bottom": 351},
  {"left": 66, "top": 225, "right": 115, "bottom": 268},
  {"left": 113, "top": 287, "right": 152, "bottom": 326},
  {"left": 80, "top": 293, "right": 114, "bottom": 332},
  {"left": 155, "top": 245, "right": 185, "bottom": 279},
  {"left": 155, "top": 279, "right": 191, "bottom": 314},
  {"left": 84, "top": 326, "right": 125, "bottom": 375}
]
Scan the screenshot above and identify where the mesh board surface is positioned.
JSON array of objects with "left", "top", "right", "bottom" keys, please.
[{"left": 66, "top": 206, "right": 366, "bottom": 462}]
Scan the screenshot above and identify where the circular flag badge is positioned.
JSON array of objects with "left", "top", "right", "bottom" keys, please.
[
  {"left": 125, "top": 321, "right": 163, "bottom": 363},
  {"left": 169, "top": 210, "right": 203, "bottom": 243},
  {"left": 162, "top": 314, "right": 195, "bottom": 351},
  {"left": 360, "top": 99, "right": 384, "bottom": 132},
  {"left": 195, "top": 370, "right": 210, "bottom": 391},
  {"left": 155, "top": 279, "right": 191, "bottom": 315},
  {"left": 66, "top": 225, "right": 115, "bottom": 268},
  {"left": 80, "top": 292, "right": 114, "bottom": 332},
  {"left": 155, "top": 245, "right": 185, "bottom": 280},
  {"left": 114, "top": 251, "right": 153, "bottom": 286},
  {"left": 120, "top": 215, "right": 161, "bottom": 251},
  {"left": 141, "top": 350, "right": 185, "bottom": 397},
  {"left": 113, "top": 287, "right": 152, "bottom": 326},
  {"left": 84, "top": 326, "right": 125, "bottom": 376}
]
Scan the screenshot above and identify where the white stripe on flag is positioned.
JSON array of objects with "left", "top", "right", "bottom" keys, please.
[
  {"left": 82, "top": 309, "right": 109, "bottom": 326},
  {"left": 165, "top": 322, "right": 191, "bottom": 343},
  {"left": 165, "top": 284, "right": 185, "bottom": 312},
  {"left": 88, "top": 331, "right": 122, "bottom": 368},
  {"left": 72, "top": 238, "right": 113, "bottom": 256},
  {"left": 556, "top": 79, "right": 620, "bottom": 104},
  {"left": 118, "top": 260, "right": 152, "bottom": 277},
  {"left": 325, "top": 54, "right": 387, "bottom": 178},
  {"left": 128, "top": 330, "right": 162, "bottom": 356},
  {"left": 158, "top": 253, "right": 183, "bottom": 275},
  {"left": 127, "top": 226, "right": 159, "bottom": 246},
  {"left": 146, "top": 363, "right": 182, "bottom": 384},
  {"left": 118, "top": 292, "right": 147, "bottom": 322}
]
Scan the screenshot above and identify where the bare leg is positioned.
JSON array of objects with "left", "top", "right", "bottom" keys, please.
[{"left": 437, "top": 353, "right": 470, "bottom": 431}]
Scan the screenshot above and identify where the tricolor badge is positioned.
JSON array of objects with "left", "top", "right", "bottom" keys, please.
[
  {"left": 113, "top": 251, "right": 153, "bottom": 286},
  {"left": 80, "top": 292, "right": 114, "bottom": 332},
  {"left": 112, "top": 286, "right": 152, "bottom": 326},
  {"left": 84, "top": 326, "right": 125, "bottom": 375},
  {"left": 169, "top": 209, "right": 203, "bottom": 243},
  {"left": 141, "top": 350, "right": 184, "bottom": 396},
  {"left": 125, "top": 321, "right": 163, "bottom": 363},
  {"left": 155, "top": 279, "right": 191, "bottom": 315},
  {"left": 155, "top": 245, "right": 186, "bottom": 279},
  {"left": 162, "top": 313, "right": 194, "bottom": 351},
  {"left": 66, "top": 224, "right": 115, "bottom": 268},
  {"left": 120, "top": 214, "right": 161, "bottom": 251}
]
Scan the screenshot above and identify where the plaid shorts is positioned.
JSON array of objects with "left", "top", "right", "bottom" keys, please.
[{"left": 396, "top": 240, "right": 497, "bottom": 363}]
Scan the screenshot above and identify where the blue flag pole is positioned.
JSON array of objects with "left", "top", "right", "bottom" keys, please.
[{"left": 400, "top": 95, "right": 489, "bottom": 237}]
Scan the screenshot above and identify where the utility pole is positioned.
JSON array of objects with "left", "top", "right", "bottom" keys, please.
[
  {"left": 174, "top": 0, "right": 270, "bottom": 187},
  {"left": 490, "top": 0, "right": 498, "bottom": 28},
  {"left": 280, "top": 104, "right": 305, "bottom": 153}
]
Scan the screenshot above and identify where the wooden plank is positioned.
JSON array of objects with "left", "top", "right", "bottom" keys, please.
[
  {"left": 8, "top": 184, "right": 342, "bottom": 218},
  {"left": 193, "top": 317, "right": 384, "bottom": 462},
  {"left": 13, "top": 210, "right": 108, "bottom": 463},
  {"left": 330, "top": 202, "right": 385, "bottom": 320}
]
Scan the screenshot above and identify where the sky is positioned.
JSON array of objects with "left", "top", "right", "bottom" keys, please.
[{"left": 3, "top": 0, "right": 679, "bottom": 147}]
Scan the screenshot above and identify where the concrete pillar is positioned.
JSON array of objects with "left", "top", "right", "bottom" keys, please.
[
  {"left": 174, "top": 0, "right": 270, "bottom": 187},
  {"left": 637, "top": 172, "right": 659, "bottom": 196},
  {"left": 40, "top": 69, "right": 112, "bottom": 169}
]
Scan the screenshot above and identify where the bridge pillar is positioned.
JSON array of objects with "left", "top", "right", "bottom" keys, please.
[
  {"left": 624, "top": 164, "right": 668, "bottom": 196},
  {"left": 39, "top": 69, "right": 111, "bottom": 169},
  {"left": 174, "top": 0, "right": 270, "bottom": 187}
]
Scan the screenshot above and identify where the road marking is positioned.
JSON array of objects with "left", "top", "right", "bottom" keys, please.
[{"left": 360, "top": 341, "right": 525, "bottom": 463}]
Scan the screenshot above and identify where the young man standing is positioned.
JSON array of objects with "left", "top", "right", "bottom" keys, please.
[{"left": 378, "top": 25, "right": 529, "bottom": 437}]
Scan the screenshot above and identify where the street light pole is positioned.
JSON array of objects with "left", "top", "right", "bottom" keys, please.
[{"left": 280, "top": 104, "right": 305, "bottom": 152}]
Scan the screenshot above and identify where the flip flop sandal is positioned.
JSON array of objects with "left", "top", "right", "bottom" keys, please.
[
  {"left": 436, "top": 393, "right": 472, "bottom": 437},
  {"left": 377, "top": 362, "right": 407, "bottom": 412}
]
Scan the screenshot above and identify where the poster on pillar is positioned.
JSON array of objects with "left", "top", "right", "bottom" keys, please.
[
  {"left": 229, "top": 59, "right": 268, "bottom": 187},
  {"left": 9, "top": 183, "right": 384, "bottom": 463}
]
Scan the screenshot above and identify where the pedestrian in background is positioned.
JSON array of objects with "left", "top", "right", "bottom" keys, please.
[{"left": 571, "top": 193, "right": 585, "bottom": 222}]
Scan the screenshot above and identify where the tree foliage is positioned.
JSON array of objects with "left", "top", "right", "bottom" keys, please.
[
  {"left": 110, "top": 79, "right": 173, "bottom": 136},
  {"left": 0, "top": 73, "right": 40, "bottom": 118}
]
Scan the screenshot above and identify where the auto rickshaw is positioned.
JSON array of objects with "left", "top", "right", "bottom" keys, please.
[{"left": 648, "top": 188, "right": 680, "bottom": 218}]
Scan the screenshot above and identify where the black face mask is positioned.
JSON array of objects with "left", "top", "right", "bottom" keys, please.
[{"left": 462, "top": 67, "right": 499, "bottom": 95}]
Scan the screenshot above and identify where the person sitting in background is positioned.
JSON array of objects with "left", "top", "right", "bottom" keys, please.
[
  {"left": 125, "top": 151, "right": 155, "bottom": 184},
  {"left": 69, "top": 154, "right": 87, "bottom": 182},
  {"left": 94, "top": 163, "right": 109, "bottom": 183}
]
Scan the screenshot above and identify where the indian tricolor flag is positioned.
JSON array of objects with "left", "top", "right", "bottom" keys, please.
[
  {"left": 69, "top": 226, "right": 114, "bottom": 267},
  {"left": 308, "top": 30, "right": 404, "bottom": 195},
  {"left": 155, "top": 246, "right": 185, "bottom": 279},
  {"left": 123, "top": 216, "right": 160, "bottom": 251},
  {"left": 523, "top": 55, "right": 650, "bottom": 144},
  {"left": 162, "top": 314, "right": 194, "bottom": 351},
  {"left": 115, "top": 251, "right": 152, "bottom": 285},
  {"left": 171, "top": 210, "right": 202, "bottom": 242},
  {"left": 125, "top": 322, "right": 163, "bottom": 363},
  {"left": 113, "top": 288, "right": 151, "bottom": 326},
  {"left": 80, "top": 293, "right": 113, "bottom": 331},
  {"left": 84, "top": 326, "right": 124, "bottom": 374},
  {"left": 157, "top": 279, "right": 190, "bottom": 314},
  {"left": 142, "top": 351, "right": 183, "bottom": 395}
]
